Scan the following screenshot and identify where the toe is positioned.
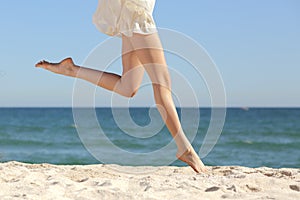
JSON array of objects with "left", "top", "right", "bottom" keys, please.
[{"left": 35, "top": 60, "right": 46, "bottom": 67}]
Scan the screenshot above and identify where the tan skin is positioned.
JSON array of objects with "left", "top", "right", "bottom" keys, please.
[{"left": 36, "top": 32, "right": 207, "bottom": 173}]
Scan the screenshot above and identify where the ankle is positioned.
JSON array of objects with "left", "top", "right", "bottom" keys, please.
[
  {"left": 71, "top": 65, "right": 80, "bottom": 77},
  {"left": 176, "top": 147, "right": 192, "bottom": 158}
]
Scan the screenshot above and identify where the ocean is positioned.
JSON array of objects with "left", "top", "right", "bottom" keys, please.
[{"left": 0, "top": 108, "right": 299, "bottom": 168}]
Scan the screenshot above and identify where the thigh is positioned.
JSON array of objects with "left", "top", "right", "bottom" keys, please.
[
  {"left": 128, "top": 33, "right": 171, "bottom": 89},
  {"left": 121, "top": 34, "right": 145, "bottom": 86}
]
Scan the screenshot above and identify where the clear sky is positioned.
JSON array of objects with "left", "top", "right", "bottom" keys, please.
[{"left": 0, "top": 0, "right": 299, "bottom": 107}]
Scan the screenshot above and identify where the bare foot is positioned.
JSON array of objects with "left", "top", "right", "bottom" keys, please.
[
  {"left": 35, "top": 57, "right": 78, "bottom": 77},
  {"left": 177, "top": 148, "right": 207, "bottom": 173}
]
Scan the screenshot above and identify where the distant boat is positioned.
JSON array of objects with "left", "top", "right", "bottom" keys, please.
[{"left": 241, "top": 107, "right": 249, "bottom": 111}]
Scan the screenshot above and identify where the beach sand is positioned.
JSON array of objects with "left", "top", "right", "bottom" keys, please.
[{"left": 0, "top": 162, "right": 299, "bottom": 200}]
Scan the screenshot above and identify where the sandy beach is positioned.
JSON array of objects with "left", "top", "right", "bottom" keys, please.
[{"left": 0, "top": 162, "right": 299, "bottom": 200}]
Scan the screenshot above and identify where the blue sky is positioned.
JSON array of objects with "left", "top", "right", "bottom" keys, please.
[{"left": 0, "top": 0, "right": 299, "bottom": 107}]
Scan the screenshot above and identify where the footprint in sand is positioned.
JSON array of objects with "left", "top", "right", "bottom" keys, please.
[
  {"left": 226, "top": 185, "right": 237, "bottom": 192},
  {"left": 263, "top": 172, "right": 274, "bottom": 177},
  {"left": 205, "top": 186, "right": 220, "bottom": 192},
  {"left": 77, "top": 178, "right": 89, "bottom": 183},
  {"left": 280, "top": 170, "right": 292, "bottom": 177},
  {"left": 246, "top": 184, "right": 261, "bottom": 192},
  {"left": 289, "top": 185, "right": 300, "bottom": 192},
  {"left": 221, "top": 170, "right": 233, "bottom": 176},
  {"left": 99, "top": 180, "right": 112, "bottom": 187}
]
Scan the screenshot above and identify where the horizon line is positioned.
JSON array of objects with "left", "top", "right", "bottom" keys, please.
[{"left": 0, "top": 106, "right": 299, "bottom": 109}]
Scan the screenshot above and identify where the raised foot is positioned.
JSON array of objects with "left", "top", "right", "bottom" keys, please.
[
  {"left": 35, "top": 57, "right": 78, "bottom": 77},
  {"left": 177, "top": 148, "right": 207, "bottom": 173}
]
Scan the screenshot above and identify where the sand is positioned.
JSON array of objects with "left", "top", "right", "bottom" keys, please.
[{"left": 0, "top": 162, "right": 299, "bottom": 200}]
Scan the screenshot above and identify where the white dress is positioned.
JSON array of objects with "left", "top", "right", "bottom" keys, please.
[{"left": 93, "top": 0, "right": 157, "bottom": 37}]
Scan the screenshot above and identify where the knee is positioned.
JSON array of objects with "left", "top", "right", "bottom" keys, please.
[
  {"left": 130, "top": 90, "right": 138, "bottom": 98},
  {"left": 126, "top": 90, "right": 138, "bottom": 98},
  {"left": 152, "top": 84, "right": 172, "bottom": 101},
  {"left": 152, "top": 74, "right": 171, "bottom": 93},
  {"left": 120, "top": 88, "right": 138, "bottom": 98},
  {"left": 114, "top": 77, "right": 140, "bottom": 98},
  {"left": 146, "top": 66, "right": 171, "bottom": 90}
]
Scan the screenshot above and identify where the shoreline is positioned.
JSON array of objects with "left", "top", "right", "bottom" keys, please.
[{"left": 0, "top": 162, "right": 299, "bottom": 200}]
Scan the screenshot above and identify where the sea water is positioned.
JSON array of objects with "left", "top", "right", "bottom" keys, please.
[{"left": 0, "top": 108, "right": 299, "bottom": 168}]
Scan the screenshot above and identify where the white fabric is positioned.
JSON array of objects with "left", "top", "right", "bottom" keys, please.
[{"left": 93, "top": 0, "right": 157, "bottom": 37}]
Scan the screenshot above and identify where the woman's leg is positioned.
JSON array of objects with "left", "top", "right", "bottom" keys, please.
[
  {"left": 127, "top": 33, "right": 207, "bottom": 173},
  {"left": 35, "top": 33, "right": 206, "bottom": 172},
  {"left": 35, "top": 36, "right": 144, "bottom": 98}
]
